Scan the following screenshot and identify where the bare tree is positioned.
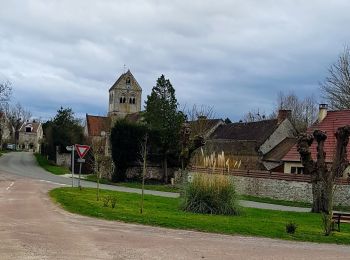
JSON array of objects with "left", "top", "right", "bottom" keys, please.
[
  {"left": 6, "top": 102, "right": 32, "bottom": 130},
  {"left": 186, "top": 104, "right": 215, "bottom": 138},
  {"left": 88, "top": 137, "right": 111, "bottom": 201},
  {"left": 275, "top": 91, "right": 318, "bottom": 132},
  {"left": 242, "top": 108, "right": 267, "bottom": 122},
  {"left": 321, "top": 47, "right": 350, "bottom": 110},
  {"left": 0, "top": 80, "right": 12, "bottom": 106},
  {"left": 297, "top": 126, "right": 350, "bottom": 235},
  {"left": 140, "top": 134, "right": 148, "bottom": 214}
]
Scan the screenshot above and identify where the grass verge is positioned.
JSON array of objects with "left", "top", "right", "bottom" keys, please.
[
  {"left": 240, "top": 195, "right": 350, "bottom": 212},
  {"left": 35, "top": 153, "right": 70, "bottom": 175},
  {"left": 50, "top": 187, "right": 350, "bottom": 245},
  {"left": 85, "top": 174, "right": 180, "bottom": 193}
]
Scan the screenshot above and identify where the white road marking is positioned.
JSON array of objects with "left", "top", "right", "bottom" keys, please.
[
  {"left": 6, "top": 182, "right": 14, "bottom": 191},
  {"left": 39, "top": 180, "right": 67, "bottom": 186}
]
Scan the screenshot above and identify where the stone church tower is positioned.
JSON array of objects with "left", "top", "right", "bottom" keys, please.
[{"left": 108, "top": 70, "right": 142, "bottom": 120}]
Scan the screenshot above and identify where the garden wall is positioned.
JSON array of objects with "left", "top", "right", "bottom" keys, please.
[{"left": 190, "top": 167, "right": 350, "bottom": 207}]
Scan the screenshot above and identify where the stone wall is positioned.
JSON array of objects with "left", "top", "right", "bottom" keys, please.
[
  {"left": 56, "top": 152, "right": 71, "bottom": 168},
  {"left": 231, "top": 175, "right": 350, "bottom": 206},
  {"left": 126, "top": 166, "right": 176, "bottom": 181}
]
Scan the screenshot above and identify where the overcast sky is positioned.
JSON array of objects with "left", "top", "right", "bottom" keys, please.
[{"left": 1, "top": 0, "right": 349, "bottom": 121}]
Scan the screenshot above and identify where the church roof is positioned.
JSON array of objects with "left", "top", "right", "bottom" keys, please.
[
  {"left": 86, "top": 114, "right": 110, "bottom": 136},
  {"left": 109, "top": 70, "right": 142, "bottom": 92}
]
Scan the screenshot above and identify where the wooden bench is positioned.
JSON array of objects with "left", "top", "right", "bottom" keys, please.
[{"left": 332, "top": 212, "right": 350, "bottom": 232}]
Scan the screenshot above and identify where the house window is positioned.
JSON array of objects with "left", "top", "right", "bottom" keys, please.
[
  {"left": 26, "top": 127, "right": 32, "bottom": 133},
  {"left": 129, "top": 98, "right": 132, "bottom": 104},
  {"left": 132, "top": 98, "right": 136, "bottom": 104},
  {"left": 291, "top": 166, "right": 304, "bottom": 174},
  {"left": 126, "top": 78, "right": 131, "bottom": 84}
]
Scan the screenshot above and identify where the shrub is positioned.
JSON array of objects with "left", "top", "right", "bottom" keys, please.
[
  {"left": 102, "top": 196, "right": 110, "bottom": 207},
  {"left": 181, "top": 173, "right": 241, "bottom": 215},
  {"left": 110, "top": 196, "right": 117, "bottom": 209},
  {"left": 286, "top": 222, "right": 297, "bottom": 234}
]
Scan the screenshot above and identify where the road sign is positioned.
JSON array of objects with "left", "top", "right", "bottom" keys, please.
[
  {"left": 66, "top": 145, "right": 73, "bottom": 151},
  {"left": 77, "top": 158, "right": 85, "bottom": 163},
  {"left": 75, "top": 144, "right": 90, "bottom": 159}
]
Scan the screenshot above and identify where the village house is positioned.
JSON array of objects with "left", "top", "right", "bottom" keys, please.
[
  {"left": 282, "top": 104, "right": 350, "bottom": 177},
  {"left": 193, "top": 110, "right": 297, "bottom": 171},
  {"left": 17, "top": 121, "right": 43, "bottom": 153}
]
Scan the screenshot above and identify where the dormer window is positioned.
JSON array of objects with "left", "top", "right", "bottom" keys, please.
[{"left": 25, "top": 124, "right": 33, "bottom": 133}]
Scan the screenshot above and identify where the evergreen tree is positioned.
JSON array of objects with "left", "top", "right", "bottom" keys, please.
[
  {"left": 43, "top": 107, "right": 83, "bottom": 159},
  {"left": 144, "top": 75, "right": 185, "bottom": 183},
  {"left": 110, "top": 119, "right": 147, "bottom": 182}
]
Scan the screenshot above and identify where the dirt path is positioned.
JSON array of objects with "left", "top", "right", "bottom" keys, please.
[{"left": 0, "top": 171, "right": 349, "bottom": 260}]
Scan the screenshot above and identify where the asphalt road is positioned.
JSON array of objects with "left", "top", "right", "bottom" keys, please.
[{"left": 0, "top": 152, "right": 349, "bottom": 259}]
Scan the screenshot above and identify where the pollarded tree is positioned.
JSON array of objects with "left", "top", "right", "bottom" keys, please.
[
  {"left": 144, "top": 75, "right": 186, "bottom": 183},
  {"left": 297, "top": 126, "right": 350, "bottom": 235}
]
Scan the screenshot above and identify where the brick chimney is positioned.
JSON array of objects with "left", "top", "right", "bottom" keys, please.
[
  {"left": 277, "top": 109, "right": 292, "bottom": 124},
  {"left": 318, "top": 104, "right": 328, "bottom": 122}
]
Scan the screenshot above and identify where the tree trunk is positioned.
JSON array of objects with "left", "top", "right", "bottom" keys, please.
[
  {"left": 164, "top": 156, "right": 168, "bottom": 184},
  {"left": 311, "top": 182, "right": 323, "bottom": 213}
]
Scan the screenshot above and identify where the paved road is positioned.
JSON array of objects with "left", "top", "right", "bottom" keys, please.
[
  {"left": 0, "top": 152, "right": 178, "bottom": 198},
  {"left": 1, "top": 152, "right": 348, "bottom": 259}
]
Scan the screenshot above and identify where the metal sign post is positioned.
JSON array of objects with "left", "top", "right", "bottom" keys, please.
[
  {"left": 75, "top": 144, "right": 90, "bottom": 190},
  {"left": 77, "top": 158, "right": 85, "bottom": 189},
  {"left": 66, "top": 145, "right": 75, "bottom": 187}
]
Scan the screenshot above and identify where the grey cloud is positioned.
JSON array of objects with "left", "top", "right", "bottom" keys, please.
[{"left": 1, "top": 0, "right": 350, "bottom": 121}]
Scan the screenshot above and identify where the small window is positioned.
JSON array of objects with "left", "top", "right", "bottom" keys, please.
[
  {"left": 133, "top": 98, "right": 136, "bottom": 104},
  {"left": 291, "top": 166, "right": 304, "bottom": 174},
  {"left": 123, "top": 97, "right": 126, "bottom": 103},
  {"left": 26, "top": 127, "right": 32, "bottom": 133},
  {"left": 126, "top": 78, "right": 131, "bottom": 84},
  {"left": 120, "top": 97, "right": 123, "bottom": 103},
  {"left": 129, "top": 98, "right": 132, "bottom": 104}
]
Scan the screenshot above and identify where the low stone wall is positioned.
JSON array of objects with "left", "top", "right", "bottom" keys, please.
[
  {"left": 56, "top": 152, "right": 71, "bottom": 168},
  {"left": 188, "top": 171, "right": 350, "bottom": 206},
  {"left": 126, "top": 166, "right": 176, "bottom": 181},
  {"left": 233, "top": 175, "right": 350, "bottom": 206}
]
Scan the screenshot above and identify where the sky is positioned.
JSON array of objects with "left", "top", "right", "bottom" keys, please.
[{"left": 1, "top": 0, "right": 350, "bottom": 122}]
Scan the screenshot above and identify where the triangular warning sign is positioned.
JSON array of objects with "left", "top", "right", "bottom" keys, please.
[{"left": 75, "top": 144, "right": 90, "bottom": 159}]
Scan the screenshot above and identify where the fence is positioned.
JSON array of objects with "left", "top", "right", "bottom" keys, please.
[{"left": 190, "top": 166, "right": 350, "bottom": 185}]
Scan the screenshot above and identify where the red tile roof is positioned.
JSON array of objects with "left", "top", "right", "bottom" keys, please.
[
  {"left": 283, "top": 110, "right": 350, "bottom": 163},
  {"left": 86, "top": 115, "right": 110, "bottom": 136}
]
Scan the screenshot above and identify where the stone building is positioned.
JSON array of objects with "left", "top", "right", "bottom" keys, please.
[
  {"left": 18, "top": 121, "right": 43, "bottom": 152},
  {"left": 108, "top": 70, "right": 142, "bottom": 121},
  {"left": 85, "top": 70, "right": 142, "bottom": 154}
]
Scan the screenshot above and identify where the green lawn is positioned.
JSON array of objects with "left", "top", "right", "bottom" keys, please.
[
  {"left": 240, "top": 195, "right": 350, "bottom": 212},
  {"left": 50, "top": 187, "right": 350, "bottom": 245},
  {"left": 85, "top": 174, "right": 180, "bottom": 193},
  {"left": 35, "top": 153, "right": 70, "bottom": 175}
]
